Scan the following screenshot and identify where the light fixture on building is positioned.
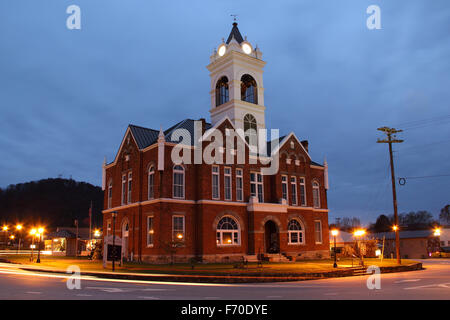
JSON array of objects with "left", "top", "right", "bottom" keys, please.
[
  {"left": 242, "top": 42, "right": 252, "bottom": 54},
  {"left": 218, "top": 44, "right": 226, "bottom": 56}
]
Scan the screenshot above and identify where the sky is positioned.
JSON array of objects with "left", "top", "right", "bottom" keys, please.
[{"left": 0, "top": 0, "right": 449, "bottom": 224}]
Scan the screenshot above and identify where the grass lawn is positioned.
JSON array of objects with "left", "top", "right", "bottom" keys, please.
[{"left": 1, "top": 254, "right": 419, "bottom": 276}]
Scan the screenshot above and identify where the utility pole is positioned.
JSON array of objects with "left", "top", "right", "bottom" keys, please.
[{"left": 377, "top": 127, "right": 403, "bottom": 264}]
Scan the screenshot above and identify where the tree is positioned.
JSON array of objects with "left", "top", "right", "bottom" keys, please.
[
  {"left": 439, "top": 205, "right": 450, "bottom": 226},
  {"left": 371, "top": 214, "right": 392, "bottom": 232},
  {"left": 336, "top": 216, "right": 361, "bottom": 232},
  {"left": 397, "top": 211, "right": 435, "bottom": 230}
]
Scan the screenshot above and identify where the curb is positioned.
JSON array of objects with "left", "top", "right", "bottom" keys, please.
[{"left": 13, "top": 262, "right": 423, "bottom": 284}]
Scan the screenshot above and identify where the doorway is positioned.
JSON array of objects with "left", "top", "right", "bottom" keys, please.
[{"left": 264, "top": 220, "right": 279, "bottom": 253}]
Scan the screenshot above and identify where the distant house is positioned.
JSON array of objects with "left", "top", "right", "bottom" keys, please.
[
  {"left": 45, "top": 227, "right": 90, "bottom": 256},
  {"left": 371, "top": 230, "right": 440, "bottom": 259},
  {"left": 440, "top": 227, "right": 450, "bottom": 253}
]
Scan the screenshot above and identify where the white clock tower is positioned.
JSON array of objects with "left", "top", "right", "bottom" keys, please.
[{"left": 207, "top": 22, "right": 267, "bottom": 137}]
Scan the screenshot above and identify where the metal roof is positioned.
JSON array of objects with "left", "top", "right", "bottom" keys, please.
[
  {"left": 226, "top": 22, "right": 244, "bottom": 44},
  {"left": 370, "top": 230, "right": 435, "bottom": 240}
]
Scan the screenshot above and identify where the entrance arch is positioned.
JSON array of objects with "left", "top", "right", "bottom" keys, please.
[{"left": 264, "top": 220, "right": 280, "bottom": 253}]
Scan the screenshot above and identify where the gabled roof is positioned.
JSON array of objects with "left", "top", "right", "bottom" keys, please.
[
  {"left": 371, "top": 230, "right": 434, "bottom": 240},
  {"left": 129, "top": 125, "right": 159, "bottom": 149},
  {"left": 226, "top": 22, "right": 244, "bottom": 44}
]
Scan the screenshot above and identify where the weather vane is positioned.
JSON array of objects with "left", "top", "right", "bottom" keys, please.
[{"left": 231, "top": 14, "right": 238, "bottom": 22}]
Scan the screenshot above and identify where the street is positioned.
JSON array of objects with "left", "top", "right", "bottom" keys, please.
[{"left": 0, "top": 260, "right": 448, "bottom": 300}]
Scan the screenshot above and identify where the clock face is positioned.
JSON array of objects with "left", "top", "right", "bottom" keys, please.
[
  {"left": 242, "top": 43, "right": 252, "bottom": 54},
  {"left": 218, "top": 45, "right": 226, "bottom": 56}
]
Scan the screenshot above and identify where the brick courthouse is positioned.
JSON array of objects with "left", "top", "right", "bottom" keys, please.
[{"left": 102, "top": 23, "right": 331, "bottom": 263}]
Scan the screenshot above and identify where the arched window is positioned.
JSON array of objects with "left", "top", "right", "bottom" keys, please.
[
  {"left": 173, "top": 165, "right": 185, "bottom": 199},
  {"left": 288, "top": 219, "right": 304, "bottom": 244},
  {"left": 312, "top": 181, "right": 320, "bottom": 208},
  {"left": 215, "top": 76, "right": 229, "bottom": 107},
  {"left": 216, "top": 216, "right": 240, "bottom": 245},
  {"left": 244, "top": 113, "right": 257, "bottom": 144},
  {"left": 241, "top": 74, "right": 258, "bottom": 104},
  {"left": 148, "top": 166, "right": 155, "bottom": 199}
]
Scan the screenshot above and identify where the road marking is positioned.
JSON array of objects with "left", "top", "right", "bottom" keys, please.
[
  {"left": 25, "top": 291, "right": 42, "bottom": 294},
  {"left": 86, "top": 287, "right": 127, "bottom": 293},
  {"left": 394, "top": 279, "right": 421, "bottom": 283},
  {"left": 138, "top": 296, "right": 160, "bottom": 300},
  {"left": 266, "top": 295, "right": 283, "bottom": 298},
  {"left": 76, "top": 294, "right": 93, "bottom": 297},
  {"left": 404, "top": 282, "right": 450, "bottom": 290},
  {"left": 204, "top": 296, "right": 220, "bottom": 299}
]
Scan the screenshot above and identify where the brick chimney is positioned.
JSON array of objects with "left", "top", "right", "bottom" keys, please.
[{"left": 301, "top": 140, "right": 309, "bottom": 152}]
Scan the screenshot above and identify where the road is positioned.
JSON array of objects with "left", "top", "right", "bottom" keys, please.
[{"left": 0, "top": 260, "right": 448, "bottom": 300}]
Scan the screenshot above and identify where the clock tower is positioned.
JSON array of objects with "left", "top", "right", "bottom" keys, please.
[{"left": 207, "top": 22, "right": 267, "bottom": 137}]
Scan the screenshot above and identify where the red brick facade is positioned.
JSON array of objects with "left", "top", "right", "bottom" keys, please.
[{"left": 102, "top": 119, "right": 330, "bottom": 263}]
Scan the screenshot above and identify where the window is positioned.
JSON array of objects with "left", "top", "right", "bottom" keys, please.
[
  {"left": 236, "top": 169, "right": 243, "bottom": 201},
  {"left": 107, "top": 219, "right": 111, "bottom": 236},
  {"left": 250, "top": 172, "right": 264, "bottom": 203},
  {"left": 288, "top": 219, "right": 304, "bottom": 244},
  {"left": 172, "top": 215, "right": 185, "bottom": 241},
  {"left": 299, "top": 178, "right": 306, "bottom": 206},
  {"left": 224, "top": 167, "right": 232, "bottom": 200},
  {"left": 314, "top": 220, "right": 322, "bottom": 244},
  {"left": 313, "top": 181, "right": 320, "bottom": 208},
  {"left": 290, "top": 177, "right": 297, "bottom": 206},
  {"left": 121, "top": 174, "right": 127, "bottom": 205},
  {"left": 243, "top": 113, "right": 257, "bottom": 145},
  {"left": 215, "top": 76, "right": 229, "bottom": 106},
  {"left": 173, "top": 165, "right": 185, "bottom": 199},
  {"left": 241, "top": 74, "right": 258, "bottom": 104},
  {"left": 216, "top": 216, "right": 240, "bottom": 245},
  {"left": 107, "top": 181, "right": 112, "bottom": 209},
  {"left": 212, "top": 166, "right": 220, "bottom": 199},
  {"left": 147, "top": 216, "right": 154, "bottom": 246},
  {"left": 127, "top": 172, "right": 132, "bottom": 204},
  {"left": 148, "top": 166, "right": 155, "bottom": 199},
  {"left": 281, "top": 175, "right": 288, "bottom": 201}
]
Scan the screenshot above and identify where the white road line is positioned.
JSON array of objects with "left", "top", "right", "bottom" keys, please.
[
  {"left": 25, "top": 291, "right": 42, "bottom": 294},
  {"left": 404, "top": 282, "right": 450, "bottom": 290},
  {"left": 204, "top": 296, "right": 220, "bottom": 299},
  {"left": 394, "top": 279, "right": 421, "bottom": 283},
  {"left": 266, "top": 295, "right": 283, "bottom": 298},
  {"left": 76, "top": 294, "right": 93, "bottom": 297},
  {"left": 138, "top": 296, "right": 160, "bottom": 300}
]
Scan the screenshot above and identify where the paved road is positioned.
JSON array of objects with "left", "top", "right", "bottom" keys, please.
[{"left": 0, "top": 260, "right": 448, "bottom": 300}]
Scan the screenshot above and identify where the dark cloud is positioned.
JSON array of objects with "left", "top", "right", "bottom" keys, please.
[{"left": 0, "top": 0, "right": 449, "bottom": 224}]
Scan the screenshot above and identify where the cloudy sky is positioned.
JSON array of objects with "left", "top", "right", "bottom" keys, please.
[{"left": 1, "top": 0, "right": 449, "bottom": 224}]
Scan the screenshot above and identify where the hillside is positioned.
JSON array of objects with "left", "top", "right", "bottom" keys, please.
[{"left": 0, "top": 178, "right": 103, "bottom": 229}]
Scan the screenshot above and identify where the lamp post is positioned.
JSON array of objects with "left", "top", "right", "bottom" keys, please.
[
  {"left": 111, "top": 211, "right": 117, "bottom": 272},
  {"left": 15, "top": 224, "right": 23, "bottom": 254},
  {"left": 30, "top": 229, "right": 37, "bottom": 262},
  {"left": 331, "top": 229, "right": 339, "bottom": 268},
  {"left": 353, "top": 229, "right": 366, "bottom": 267},
  {"left": 36, "top": 227, "right": 44, "bottom": 263},
  {"left": 2, "top": 226, "right": 8, "bottom": 249}
]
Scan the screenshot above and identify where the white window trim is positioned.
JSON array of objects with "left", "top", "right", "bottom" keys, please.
[
  {"left": 127, "top": 172, "right": 132, "bottom": 204},
  {"left": 299, "top": 177, "right": 307, "bottom": 207},
  {"left": 107, "top": 181, "right": 113, "bottom": 209},
  {"left": 314, "top": 220, "right": 323, "bottom": 244},
  {"left": 121, "top": 174, "right": 127, "bottom": 205},
  {"left": 236, "top": 168, "right": 243, "bottom": 202},
  {"left": 313, "top": 181, "right": 320, "bottom": 208},
  {"left": 250, "top": 171, "right": 264, "bottom": 203},
  {"left": 147, "top": 215, "right": 154, "bottom": 247},
  {"left": 224, "top": 166, "right": 232, "bottom": 201},
  {"left": 281, "top": 175, "right": 288, "bottom": 202},
  {"left": 173, "top": 165, "right": 185, "bottom": 199},
  {"left": 172, "top": 215, "right": 185, "bottom": 241},
  {"left": 212, "top": 165, "right": 220, "bottom": 200},
  {"left": 290, "top": 176, "right": 297, "bottom": 206},
  {"left": 216, "top": 216, "right": 241, "bottom": 246},
  {"left": 288, "top": 219, "right": 305, "bottom": 245},
  {"left": 148, "top": 166, "right": 155, "bottom": 200},
  {"left": 107, "top": 219, "right": 112, "bottom": 236}
]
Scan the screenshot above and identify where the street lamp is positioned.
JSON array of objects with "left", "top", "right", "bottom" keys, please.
[
  {"left": 331, "top": 229, "right": 339, "bottom": 268},
  {"left": 29, "top": 228, "right": 36, "bottom": 262},
  {"left": 353, "top": 229, "right": 366, "bottom": 267},
  {"left": 2, "top": 226, "right": 8, "bottom": 249},
  {"left": 36, "top": 227, "right": 44, "bottom": 263},
  {"left": 392, "top": 225, "right": 402, "bottom": 264},
  {"left": 15, "top": 224, "right": 23, "bottom": 253},
  {"left": 433, "top": 228, "right": 441, "bottom": 237}
]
